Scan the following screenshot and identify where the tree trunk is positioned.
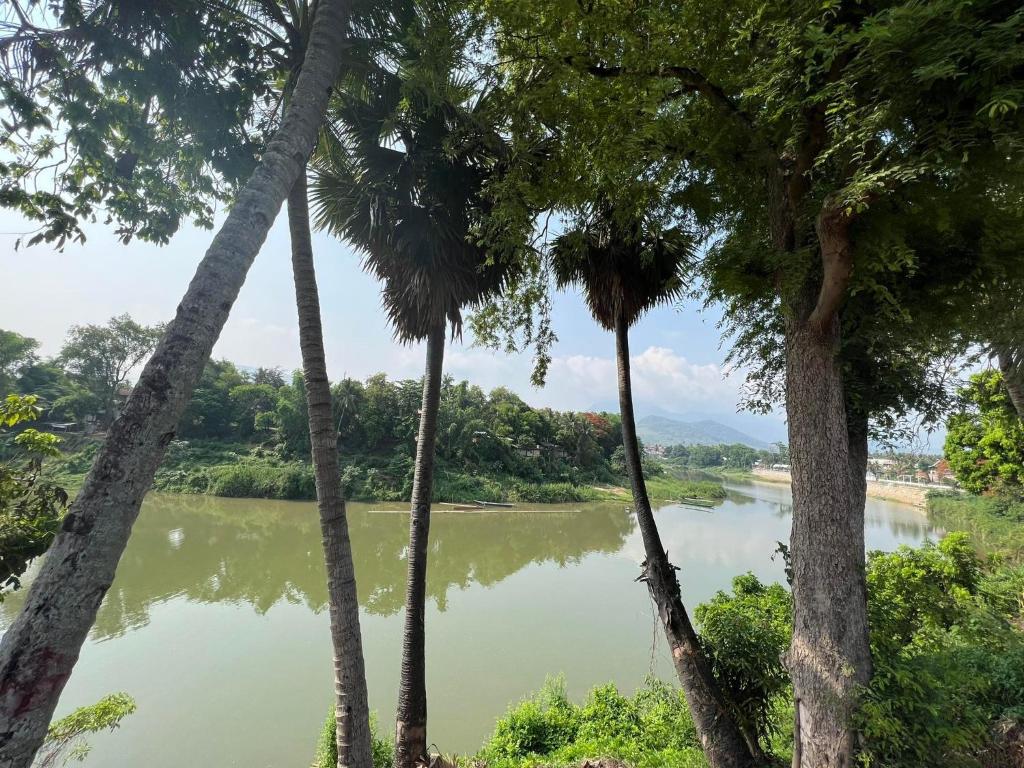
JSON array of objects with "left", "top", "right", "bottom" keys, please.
[
  {"left": 394, "top": 320, "right": 445, "bottom": 768},
  {"left": 288, "top": 171, "right": 373, "bottom": 768},
  {"left": 995, "top": 342, "right": 1024, "bottom": 419},
  {"left": 615, "top": 314, "right": 759, "bottom": 768},
  {"left": 0, "top": 4, "right": 351, "bottom": 765},
  {"left": 784, "top": 314, "right": 871, "bottom": 768}
]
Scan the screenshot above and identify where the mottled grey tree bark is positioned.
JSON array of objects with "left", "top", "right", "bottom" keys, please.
[
  {"left": 0, "top": 3, "right": 351, "bottom": 765},
  {"left": 995, "top": 342, "right": 1024, "bottom": 419},
  {"left": 288, "top": 171, "right": 373, "bottom": 768},
  {"left": 394, "top": 320, "right": 445, "bottom": 768},
  {"left": 784, "top": 314, "right": 871, "bottom": 768},
  {"left": 615, "top": 314, "right": 759, "bottom": 768}
]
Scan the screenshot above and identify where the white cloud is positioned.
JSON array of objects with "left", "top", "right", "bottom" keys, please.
[{"left": 545, "top": 346, "right": 743, "bottom": 413}]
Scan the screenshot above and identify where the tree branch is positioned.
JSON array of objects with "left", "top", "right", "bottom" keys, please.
[{"left": 808, "top": 204, "right": 854, "bottom": 334}]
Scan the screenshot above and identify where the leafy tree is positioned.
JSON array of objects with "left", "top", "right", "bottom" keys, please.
[
  {"left": 945, "top": 370, "right": 1024, "bottom": 495},
  {"left": 0, "top": 395, "right": 67, "bottom": 594},
  {"left": 0, "top": 0, "right": 275, "bottom": 247},
  {"left": 57, "top": 314, "right": 162, "bottom": 427},
  {"left": 482, "top": 3, "right": 1024, "bottom": 760},
  {"left": 0, "top": 1, "right": 353, "bottom": 761},
  {"left": 177, "top": 359, "right": 248, "bottom": 440},
  {"left": 0, "top": 330, "right": 38, "bottom": 396},
  {"left": 35, "top": 692, "right": 136, "bottom": 768}
]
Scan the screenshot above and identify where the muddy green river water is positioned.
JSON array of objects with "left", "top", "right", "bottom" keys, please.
[{"left": 1, "top": 481, "right": 937, "bottom": 767}]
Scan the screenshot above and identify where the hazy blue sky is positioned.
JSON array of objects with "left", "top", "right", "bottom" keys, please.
[{"left": 0, "top": 206, "right": 790, "bottom": 442}]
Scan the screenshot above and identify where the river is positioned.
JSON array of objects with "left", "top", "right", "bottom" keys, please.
[{"left": 0, "top": 480, "right": 937, "bottom": 767}]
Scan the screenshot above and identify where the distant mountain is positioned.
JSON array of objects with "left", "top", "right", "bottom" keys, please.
[{"left": 634, "top": 415, "right": 772, "bottom": 450}]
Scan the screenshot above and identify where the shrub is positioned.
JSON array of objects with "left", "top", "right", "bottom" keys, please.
[
  {"left": 314, "top": 710, "right": 393, "bottom": 768},
  {"left": 479, "top": 678, "right": 705, "bottom": 768},
  {"left": 695, "top": 573, "right": 792, "bottom": 752}
]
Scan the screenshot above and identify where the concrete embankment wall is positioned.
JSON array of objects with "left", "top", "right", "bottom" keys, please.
[{"left": 750, "top": 468, "right": 944, "bottom": 509}]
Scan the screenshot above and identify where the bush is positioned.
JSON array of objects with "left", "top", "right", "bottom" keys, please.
[
  {"left": 206, "top": 460, "right": 316, "bottom": 500},
  {"left": 694, "top": 573, "right": 792, "bottom": 753},
  {"left": 928, "top": 492, "right": 1024, "bottom": 563},
  {"left": 314, "top": 710, "right": 393, "bottom": 768},
  {"left": 479, "top": 678, "right": 705, "bottom": 768}
]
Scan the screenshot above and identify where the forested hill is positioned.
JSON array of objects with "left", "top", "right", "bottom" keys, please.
[{"left": 635, "top": 415, "right": 770, "bottom": 450}]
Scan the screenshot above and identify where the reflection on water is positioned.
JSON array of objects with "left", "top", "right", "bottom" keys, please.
[{"left": 0, "top": 483, "right": 936, "bottom": 768}]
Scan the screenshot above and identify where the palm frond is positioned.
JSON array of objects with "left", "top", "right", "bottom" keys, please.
[{"left": 551, "top": 204, "right": 694, "bottom": 330}]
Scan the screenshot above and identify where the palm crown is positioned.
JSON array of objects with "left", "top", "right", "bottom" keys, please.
[
  {"left": 310, "top": 3, "right": 515, "bottom": 342},
  {"left": 551, "top": 204, "right": 693, "bottom": 331}
]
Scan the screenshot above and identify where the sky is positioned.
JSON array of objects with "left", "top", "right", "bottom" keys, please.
[{"left": 0, "top": 206, "right": 792, "bottom": 442}]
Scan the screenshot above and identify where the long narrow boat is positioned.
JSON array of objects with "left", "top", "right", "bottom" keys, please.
[
  {"left": 678, "top": 497, "right": 716, "bottom": 508},
  {"left": 473, "top": 500, "right": 515, "bottom": 508}
]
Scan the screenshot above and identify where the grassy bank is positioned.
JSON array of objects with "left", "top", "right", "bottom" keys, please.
[
  {"left": 47, "top": 439, "right": 726, "bottom": 505},
  {"left": 927, "top": 491, "right": 1024, "bottom": 563}
]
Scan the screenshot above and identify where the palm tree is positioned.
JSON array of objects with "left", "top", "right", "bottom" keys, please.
[
  {"left": 550, "top": 204, "right": 759, "bottom": 768},
  {"left": 0, "top": 2, "right": 351, "bottom": 765},
  {"left": 311, "top": 6, "right": 517, "bottom": 765},
  {"left": 220, "top": 2, "right": 382, "bottom": 761}
]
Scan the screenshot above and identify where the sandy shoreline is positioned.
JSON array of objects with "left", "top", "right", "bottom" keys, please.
[{"left": 750, "top": 469, "right": 932, "bottom": 509}]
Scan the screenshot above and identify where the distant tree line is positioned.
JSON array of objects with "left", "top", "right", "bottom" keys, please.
[
  {"left": 179, "top": 357, "right": 627, "bottom": 484},
  {"left": 0, "top": 318, "right": 162, "bottom": 430},
  {"left": 661, "top": 442, "right": 775, "bottom": 470},
  {"left": 1, "top": 320, "right": 629, "bottom": 485}
]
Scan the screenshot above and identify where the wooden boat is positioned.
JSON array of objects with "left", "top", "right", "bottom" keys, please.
[
  {"left": 678, "top": 497, "right": 716, "bottom": 508},
  {"left": 473, "top": 500, "right": 515, "bottom": 508}
]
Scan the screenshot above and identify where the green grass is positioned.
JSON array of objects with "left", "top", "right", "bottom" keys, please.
[
  {"left": 927, "top": 491, "right": 1024, "bottom": 563},
  {"left": 643, "top": 476, "right": 727, "bottom": 502}
]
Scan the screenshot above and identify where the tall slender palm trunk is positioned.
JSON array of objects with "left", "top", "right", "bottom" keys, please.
[
  {"left": 0, "top": 4, "right": 351, "bottom": 766},
  {"left": 614, "top": 314, "right": 758, "bottom": 768},
  {"left": 288, "top": 171, "right": 374, "bottom": 768},
  {"left": 394, "top": 320, "right": 445, "bottom": 768}
]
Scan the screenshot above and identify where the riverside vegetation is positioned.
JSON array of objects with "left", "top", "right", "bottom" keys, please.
[
  {"left": 1, "top": 1, "right": 1023, "bottom": 767},
  {"left": 313, "top": 532, "right": 1024, "bottom": 768},
  {"left": 3, "top": 321, "right": 723, "bottom": 506}
]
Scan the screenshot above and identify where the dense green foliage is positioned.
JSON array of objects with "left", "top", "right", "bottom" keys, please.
[
  {"left": 694, "top": 575, "right": 791, "bottom": 754},
  {"left": 0, "top": 394, "right": 67, "bottom": 594},
  {"left": 35, "top": 693, "right": 136, "bottom": 767},
  {"left": 0, "top": 319, "right": 161, "bottom": 427},
  {"left": 663, "top": 443, "right": 765, "bottom": 471},
  {"left": 689, "top": 535, "right": 1024, "bottom": 768},
  {"left": 858, "top": 535, "right": 1024, "bottom": 767},
  {"left": 945, "top": 370, "right": 1024, "bottom": 494},
  {"left": 928, "top": 492, "right": 1024, "bottom": 565},
  {"left": 479, "top": 677, "right": 705, "bottom": 768}
]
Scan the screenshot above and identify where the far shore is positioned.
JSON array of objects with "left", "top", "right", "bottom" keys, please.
[{"left": 749, "top": 468, "right": 937, "bottom": 509}]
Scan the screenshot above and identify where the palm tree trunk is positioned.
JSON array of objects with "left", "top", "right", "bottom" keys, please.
[
  {"left": 394, "top": 320, "right": 445, "bottom": 768},
  {"left": 614, "top": 313, "right": 758, "bottom": 768},
  {"left": 0, "top": 3, "right": 351, "bottom": 765},
  {"left": 288, "top": 170, "right": 374, "bottom": 768},
  {"left": 994, "top": 342, "right": 1024, "bottom": 419}
]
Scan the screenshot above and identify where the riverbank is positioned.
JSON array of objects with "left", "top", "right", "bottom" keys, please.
[
  {"left": 47, "top": 438, "right": 725, "bottom": 506},
  {"left": 927, "top": 491, "right": 1024, "bottom": 563},
  {"left": 750, "top": 468, "right": 936, "bottom": 508}
]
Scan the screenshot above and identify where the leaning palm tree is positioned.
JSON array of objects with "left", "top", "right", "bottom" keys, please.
[
  {"left": 550, "top": 204, "right": 759, "bottom": 768},
  {"left": 311, "top": 6, "right": 517, "bottom": 765},
  {"left": 0, "top": 2, "right": 352, "bottom": 766}
]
